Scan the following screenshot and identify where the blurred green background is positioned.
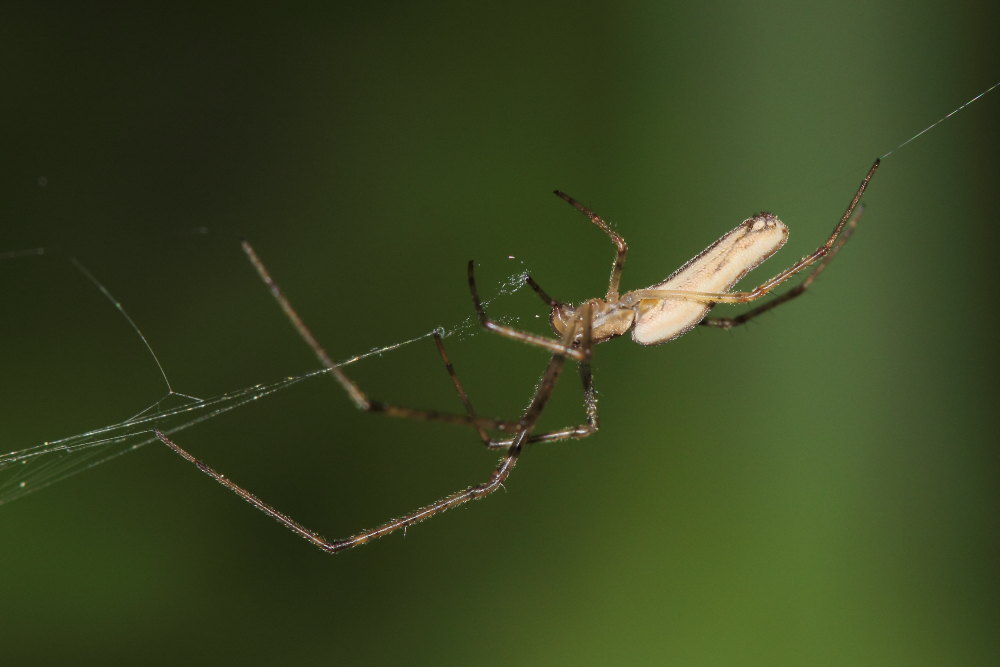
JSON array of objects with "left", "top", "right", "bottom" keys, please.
[{"left": 2, "top": 3, "right": 998, "bottom": 665}]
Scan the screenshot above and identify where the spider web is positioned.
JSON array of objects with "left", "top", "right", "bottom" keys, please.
[{"left": 0, "top": 249, "right": 530, "bottom": 506}]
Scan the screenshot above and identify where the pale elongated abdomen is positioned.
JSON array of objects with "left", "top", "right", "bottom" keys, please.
[{"left": 631, "top": 213, "right": 789, "bottom": 345}]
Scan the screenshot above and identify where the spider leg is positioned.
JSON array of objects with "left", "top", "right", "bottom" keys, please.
[
  {"left": 700, "top": 201, "right": 865, "bottom": 329},
  {"left": 241, "top": 239, "right": 517, "bottom": 434},
  {"left": 554, "top": 190, "right": 629, "bottom": 300},
  {"left": 525, "top": 274, "right": 562, "bottom": 308},
  {"left": 153, "top": 305, "right": 582, "bottom": 553},
  {"left": 576, "top": 305, "right": 599, "bottom": 434},
  {"left": 432, "top": 332, "right": 493, "bottom": 444}
]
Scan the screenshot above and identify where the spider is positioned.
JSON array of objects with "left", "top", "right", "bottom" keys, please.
[{"left": 155, "top": 158, "right": 880, "bottom": 553}]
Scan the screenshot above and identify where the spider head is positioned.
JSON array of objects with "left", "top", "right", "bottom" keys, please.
[{"left": 549, "top": 302, "right": 576, "bottom": 337}]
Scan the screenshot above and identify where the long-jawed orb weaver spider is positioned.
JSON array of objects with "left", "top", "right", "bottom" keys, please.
[{"left": 154, "top": 158, "right": 880, "bottom": 553}]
